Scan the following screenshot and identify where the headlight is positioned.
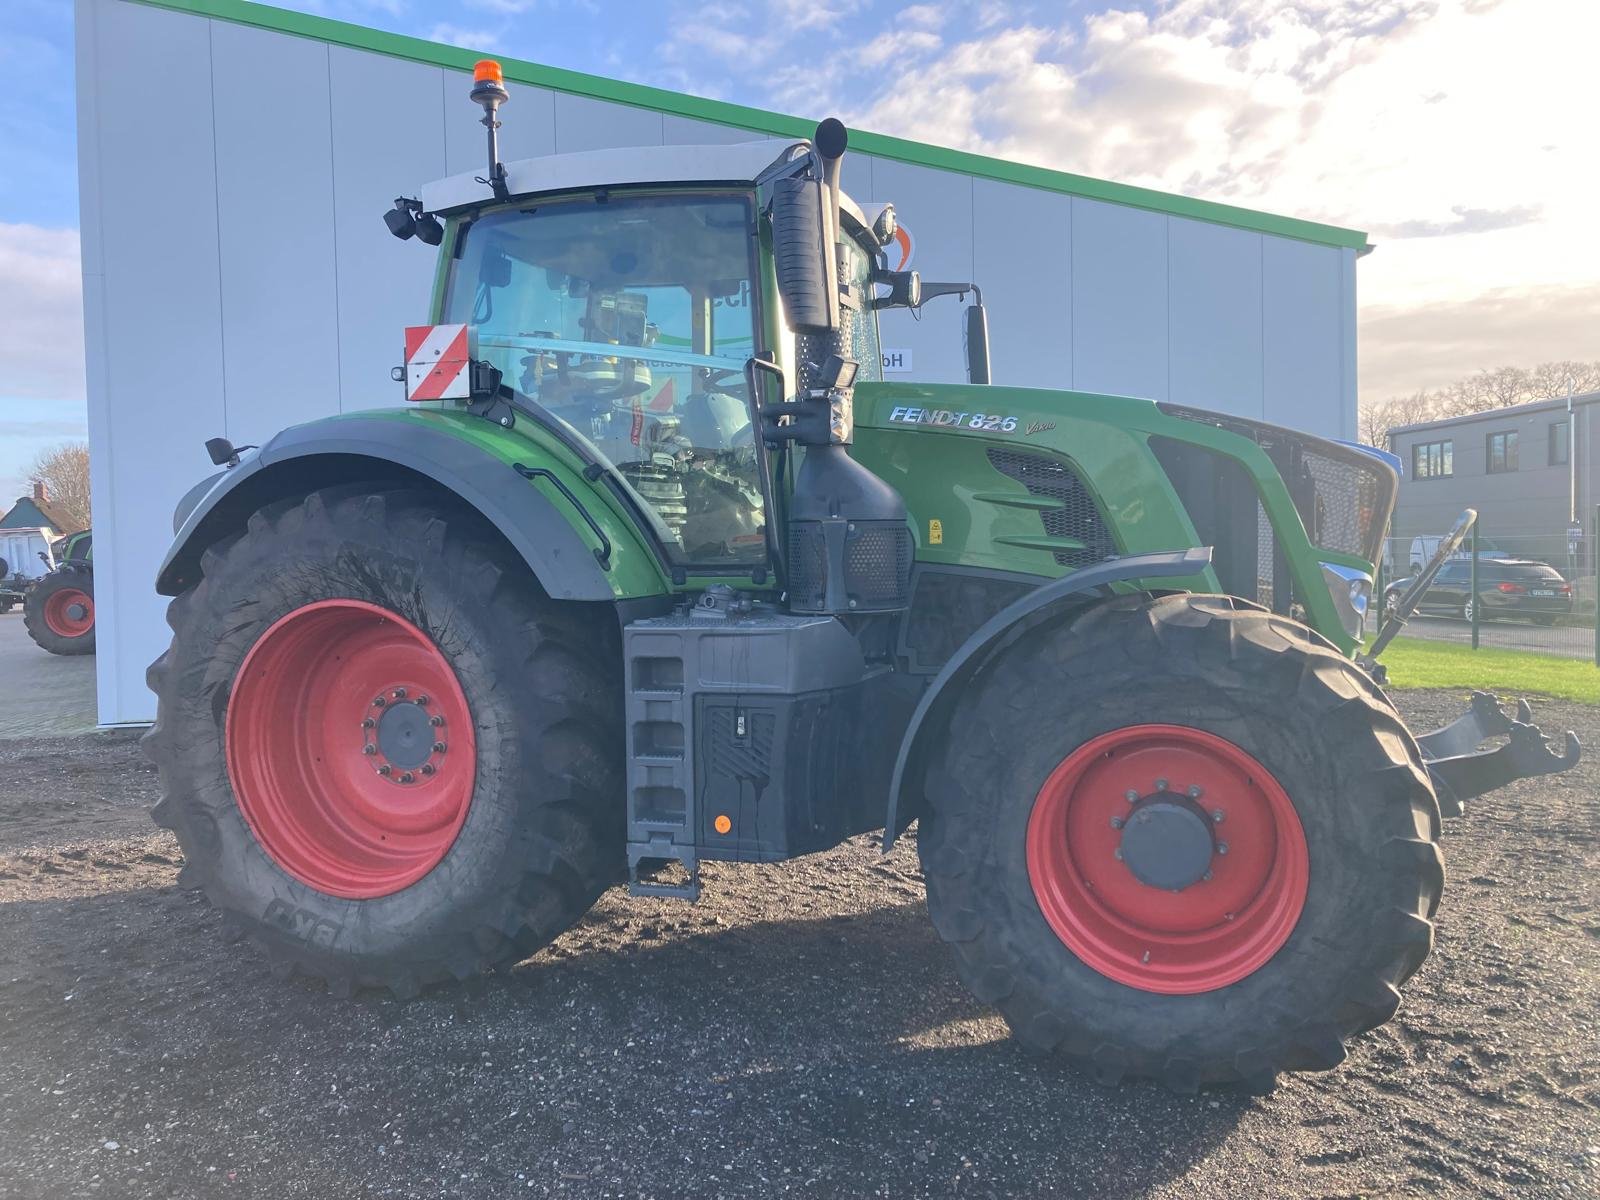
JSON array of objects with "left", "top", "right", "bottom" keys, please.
[{"left": 1320, "top": 562, "right": 1372, "bottom": 640}]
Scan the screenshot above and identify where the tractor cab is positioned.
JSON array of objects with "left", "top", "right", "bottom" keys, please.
[{"left": 412, "top": 143, "right": 864, "bottom": 571}]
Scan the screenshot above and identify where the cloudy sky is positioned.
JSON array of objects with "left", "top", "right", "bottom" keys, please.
[{"left": 1, "top": 0, "right": 1594, "bottom": 501}]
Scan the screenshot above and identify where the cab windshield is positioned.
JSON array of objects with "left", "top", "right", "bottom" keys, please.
[{"left": 442, "top": 193, "right": 765, "bottom": 568}]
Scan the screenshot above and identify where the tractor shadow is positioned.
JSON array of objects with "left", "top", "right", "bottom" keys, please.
[{"left": 1, "top": 879, "right": 1255, "bottom": 1197}]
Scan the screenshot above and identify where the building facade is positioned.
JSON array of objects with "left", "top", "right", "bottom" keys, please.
[
  {"left": 1387, "top": 391, "right": 1599, "bottom": 569},
  {"left": 76, "top": 0, "right": 1372, "bottom": 725}
]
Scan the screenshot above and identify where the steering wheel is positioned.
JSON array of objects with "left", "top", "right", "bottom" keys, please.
[{"left": 701, "top": 366, "right": 745, "bottom": 392}]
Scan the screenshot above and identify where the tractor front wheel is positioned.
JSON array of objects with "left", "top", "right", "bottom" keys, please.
[
  {"left": 918, "top": 593, "right": 1443, "bottom": 1092},
  {"left": 144, "top": 486, "right": 623, "bottom": 996}
]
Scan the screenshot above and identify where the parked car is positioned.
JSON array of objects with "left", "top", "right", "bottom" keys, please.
[{"left": 1383, "top": 558, "right": 1574, "bottom": 625}]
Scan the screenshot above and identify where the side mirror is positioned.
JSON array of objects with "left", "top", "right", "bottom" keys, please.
[
  {"left": 965, "top": 303, "right": 991, "bottom": 385},
  {"left": 770, "top": 176, "right": 838, "bottom": 333}
]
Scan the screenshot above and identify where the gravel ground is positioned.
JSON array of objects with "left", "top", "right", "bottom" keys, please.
[{"left": 0, "top": 691, "right": 1596, "bottom": 1199}]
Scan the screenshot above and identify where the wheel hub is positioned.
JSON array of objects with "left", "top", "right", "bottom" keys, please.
[
  {"left": 372, "top": 696, "right": 444, "bottom": 774},
  {"left": 1119, "top": 793, "right": 1215, "bottom": 891}
]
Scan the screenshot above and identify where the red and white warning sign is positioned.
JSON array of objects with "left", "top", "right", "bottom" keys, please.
[{"left": 403, "top": 324, "right": 473, "bottom": 401}]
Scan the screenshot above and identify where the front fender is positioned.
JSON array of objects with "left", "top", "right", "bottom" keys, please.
[
  {"left": 883, "top": 546, "right": 1213, "bottom": 850},
  {"left": 157, "top": 413, "right": 651, "bottom": 601}
]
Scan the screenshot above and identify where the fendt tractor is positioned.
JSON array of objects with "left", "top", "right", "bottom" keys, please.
[{"left": 146, "top": 63, "right": 1578, "bottom": 1092}]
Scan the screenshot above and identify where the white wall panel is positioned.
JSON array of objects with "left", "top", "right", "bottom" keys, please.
[
  {"left": 553, "top": 93, "right": 663, "bottom": 152},
  {"left": 872, "top": 160, "right": 973, "bottom": 384},
  {"left": 1071, "top": 198, "right": 1168, "bottom": 401},
  {"left": 973, "top": 178, "right": 1070, "bottom": 390},
  {"left": 332, "top": 50, "right": 448, "bottom": 411},
  {"left": 1263, "top": 237, "right": 1343, "bottom": 437},
  {"left": 662, "top": 115, "right": 754, "bottom": 145},
  {"left": 79, "top": 0, "right": 1362, "bottom": 724},
  {"left": 444, "top": 79, "right": 555, "bottom": 174},
  {"left": 1168, "top": 220, "right": 1263, "bottom": 418},
  {"left": 79, "top": 0, "right": 227, "bottom": 725},
  {"left": 211, "top": 21, "right": 340, "bottom": 444}
]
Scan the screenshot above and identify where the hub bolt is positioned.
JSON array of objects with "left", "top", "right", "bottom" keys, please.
[
  {"left": 1216, "top": 842, "right": 1229, "bottom": 856},
  {"left": 362, "top": 744, "right": 377, "bottom": 756},
  {"left": 430, "top": 715, "right": 445, "bottom": 728},
  {"left": 377, "top": 764, "right": 392, "bottom": 776},
  {"left": 362, "top": 717, "right": 375, "bottom": 730},
  {"left": 399, "top": 771, "right": 414, "bottom": 784},
  {"left": 420, "top": 764, "right": 435, "bottom": 777},
  {"left": 1109, "top": 816, "right": 1124, "bottom": 830},
  {"left": 372, "top": 696, "right": 386, "bottom": 708},
  {"left": 1202, "top": 869, "right": 1213, "bottom": 881},
  {"left": 393, "top": 688, "right": 407, "bottom": 699},
  {"left": 1113, "top": 847, "right": 1125, "bottom": 861},
  {"left": 415, "top": 695, "right": 429, "bottom": 706},
  {"left": 1124, "top": 789, "right": 1139, "bottom": 803},
  {"left": 1212, "top": 810, "right": 1225, "bottom": 824},
  {"left": 1154, "top": 778, "right": 1169, "bottom": 792},
  {"left": 1187, "top": 784, "right": 1203, "bottom": 799},
  {"left": 432, "top": 741, "right": 448, "bottom": 754}
]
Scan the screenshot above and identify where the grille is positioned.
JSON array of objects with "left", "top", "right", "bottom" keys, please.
[
  {"left": 787, "top": 524, "right": 827, "bottom": 609},
  {"left": 985, "top": 448, "right": 1116, "bottom": 569},
  {"left": 845, "top": 524, "right": 914, "bottom": 605},
  {"left": 1294, "top": 448, "right": 1383, "bottom": 560},
  {"left": 786, "top": 520, "right": 912, "bottom": 612},
  {"left": 1158, "top": 404, "right": 1394, "bottom": 563}
]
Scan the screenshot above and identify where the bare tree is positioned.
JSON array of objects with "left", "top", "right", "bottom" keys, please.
[
  {"left": 1360, "top": 359, "right": 1600, "bottom": 445},
  {"left": 27, "top": 442, "right": 91, "bottom": 533}
]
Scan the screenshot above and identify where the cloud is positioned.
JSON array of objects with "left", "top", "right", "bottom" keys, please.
[
  {"left": 1372, "top": 206, "right": 1543, "bottom": 241},
  {"left": 422, "top": 22, "right": 502, "bottom": 50},
  {"left": 1360, "top": 285, "right": 1600, "bottom": 398},
  {"left": 827, "top": 0, "right": 1597, "bottom": 398},
  {"left": 0, "top": 223, "right": 85, "bottom": 402}
]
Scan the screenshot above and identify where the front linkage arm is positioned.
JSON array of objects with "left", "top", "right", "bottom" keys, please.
[{"left": 1415, "top": 691, "right": 1581, "bottom": 817}]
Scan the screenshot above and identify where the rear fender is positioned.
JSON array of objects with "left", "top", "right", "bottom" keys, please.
[
  {"left": 883, "top": 546, "right": 1213, "bottom": 850},
  {"left": 157, "top": 416, "right": 638, "bottom": 601}
]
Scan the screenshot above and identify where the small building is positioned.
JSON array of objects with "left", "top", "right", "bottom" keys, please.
[
  {"left": 1387, "top": 391, "right": 1599, "bottom": 569},
  {"left": 0, "top": 482, "right": 74, "bottom": 540}
]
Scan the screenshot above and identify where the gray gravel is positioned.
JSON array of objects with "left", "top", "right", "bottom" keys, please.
[{"left": 0, "top": 691, "right": 1596, "bottom": 1198}]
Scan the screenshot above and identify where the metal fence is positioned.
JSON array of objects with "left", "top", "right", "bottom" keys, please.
[{"left": 1376, "top": 511, "right": 1598, "bottom": 664}]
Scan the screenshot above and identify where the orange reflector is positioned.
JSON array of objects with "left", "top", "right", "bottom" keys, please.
[
  {"left": 714, "top": 814, "right": 732, "bottom": 835},
  {"left": 473, "top": 59, "right": 503, "bottom": 83}
]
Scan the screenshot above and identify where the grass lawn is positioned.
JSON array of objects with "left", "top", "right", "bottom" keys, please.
[{"left": 1373, "top": 636, "right": 1599, "bottom": 704}]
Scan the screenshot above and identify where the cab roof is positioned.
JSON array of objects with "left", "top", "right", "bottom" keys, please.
[{"left": 421, "top": 140, "right": 801, "bottom": 215}]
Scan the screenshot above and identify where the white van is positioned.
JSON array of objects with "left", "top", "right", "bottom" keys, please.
[{"left": 1406, "top": 532, "right": 1503, "bottom": 573}]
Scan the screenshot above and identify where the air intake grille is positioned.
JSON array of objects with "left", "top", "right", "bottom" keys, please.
[
  {"left": 1294, "top": 448, "right": 1384, "bottom": 560},
  {"left": 985, "top": 448, "right": 1116, "bottom": 569}
]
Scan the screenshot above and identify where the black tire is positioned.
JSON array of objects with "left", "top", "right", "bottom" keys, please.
[
  {"left": 143, "top": 485, "right": 624, "bottom": 997},
  {"left": 918, "top": 593, "right": 1443, "bottom": 1093},
  {"left": 22, "top": 566, "right": 96, "bottom": 655}
]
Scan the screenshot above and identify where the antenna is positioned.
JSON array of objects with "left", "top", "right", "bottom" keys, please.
[{"left": 470, "top": 60, "right": 511, "bottom": 202}]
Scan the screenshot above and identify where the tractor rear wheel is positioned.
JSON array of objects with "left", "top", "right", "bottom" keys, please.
[
  {"left": 918, "top": 593, "right": 1443, "bottom": 1092},
  {"left": 23, "top": 567, "right": 96, "bottom": 655},
  {"left": 144, "top": 485, "right": 623, "bottom": 997}
]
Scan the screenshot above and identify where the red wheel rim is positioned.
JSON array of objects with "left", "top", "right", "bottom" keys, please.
[
  {"left": 225, "top": 600, "right": 476, "bottom": 899},
  {"left": 43, "top": 587, "right": 94, "bottom": 638},
  {"left": 1026, "top": 724, "right": 1308, "bottom": 994}
]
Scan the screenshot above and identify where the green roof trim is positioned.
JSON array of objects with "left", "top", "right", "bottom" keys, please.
[{"left": 130, "top": 0, "right": 1370, "bottom": 251}]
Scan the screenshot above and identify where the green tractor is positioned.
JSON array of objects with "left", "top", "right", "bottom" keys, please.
[
  {"left": 23, "top": 528, "right": 95, "bottom": 655},
  {"left": 145, "top": 64, "right": 1577, "bottom": 1091}
]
